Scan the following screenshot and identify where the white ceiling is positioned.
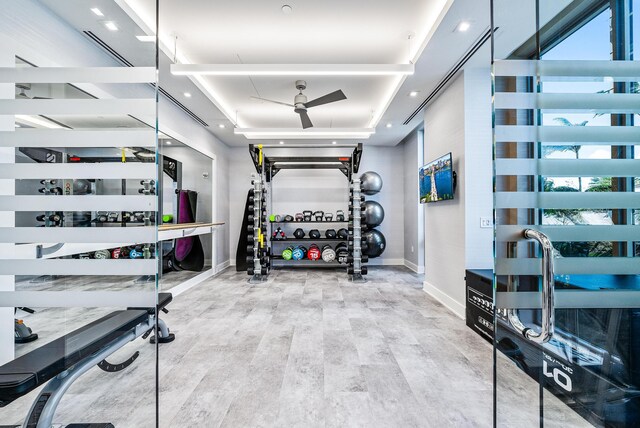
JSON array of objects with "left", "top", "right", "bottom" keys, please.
[
  {"left": 35, "top": 0, "right": 507, "bottom": 147},
  {"left": 121, "top": 0, "right": 455, "bottom": 139}
]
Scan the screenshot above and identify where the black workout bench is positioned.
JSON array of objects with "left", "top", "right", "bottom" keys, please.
[{"left": 0, "top": 292, "right": 174, "bottom": 428}]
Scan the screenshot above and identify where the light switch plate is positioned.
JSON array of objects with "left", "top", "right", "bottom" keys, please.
[{"left": 480, "top": 217, "right": 492, "bottom": 228}]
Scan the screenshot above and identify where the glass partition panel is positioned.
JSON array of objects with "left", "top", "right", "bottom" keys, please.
[
  {"left": 492, "top": 0, "right": 639, "bottom": 426},
  {"left": 0, "top": 1, "right": 159, "bottom": 426}
]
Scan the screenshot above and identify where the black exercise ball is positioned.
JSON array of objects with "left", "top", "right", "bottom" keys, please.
[
  {"left": 293, "top": 228, "right": 305, "bottom": 239},
  {"left": 362, "top": 229, "right": 386, "bottom": 258},
  {"left": 309, "top": 229, "right": 321, "bottom": 239},
  {"left": 360, "top": 171, "right": 383, "bottom": 195},
  {"left": 362, "top": 200, "right": 385, "bottom": 227}
]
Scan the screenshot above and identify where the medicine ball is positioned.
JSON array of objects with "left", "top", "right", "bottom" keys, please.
[
  {"left": 309, "top": 229, "right": 321, "bottom": 239},
  {"left": 337, "top": 228, "right": 349, "bottom": 240},
  {"left": 362, "top": 229, "right": 386, "bottom": 258},
  {"left": 360, "top": 171, "right": 383, "bottom": 195},
  {"left": 321, "top": 245, "right": 336, "bottom": 262},
  {"left": 282, "top": 246, "right": 294, "bottom": 260},
  {"left": 292, "top": 246, "right": 307, "bottom": 260},
  {"left": 293, "top": 228, "right": 305, "bottom": 239},
  {"left": 335, "top": 242, "right": 349, "bottom": 264},
  {"left": 307, "top": 244, "right": 321, "bottom": 261},
  {"left": 325, "top": 229, "right": 337, "bottom": 239},
  {"left": 363, "top": 200, "right": 385, "bottom": 228}
]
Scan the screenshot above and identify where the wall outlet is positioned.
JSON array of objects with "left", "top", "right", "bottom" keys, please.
[{"left": 480, "top": 217, "right": 492, "bottom": 228}]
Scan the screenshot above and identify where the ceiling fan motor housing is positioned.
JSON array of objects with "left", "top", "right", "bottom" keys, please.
[{"left": 294, "top": 93, "right": 308, "bottom": 112}]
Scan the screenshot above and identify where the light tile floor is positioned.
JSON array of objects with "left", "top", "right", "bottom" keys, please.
[{"left": 1, "top": 267, "right": 590, "bottom": 427}]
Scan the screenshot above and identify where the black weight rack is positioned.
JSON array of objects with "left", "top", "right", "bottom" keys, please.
[{"left": 248, "top": 143, "right": 367, "bottom": 281}]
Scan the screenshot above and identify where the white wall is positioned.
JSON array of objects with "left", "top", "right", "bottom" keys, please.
[
  {"left": 422, "top": 68, "right": 493, "bottom": 318},
  {"left": 423, "top": 73, "right": 467, "bottom": 316},
  {"left": 228, "top": 145, "right": 405, "bottom": 267},
  {"left": 463, "top": 67, "right": 493, "bottom": 270},
  {"left": 402, "top": 129, "right": 425, "bottom": 273}
]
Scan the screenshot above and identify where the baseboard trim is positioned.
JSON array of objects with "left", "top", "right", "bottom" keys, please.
[
  {"left": 166, "top": 268, "right": 214, "bottom": 297},
  {"left": 423, "top": 280, "right": 465, "bottom": 319},
  {"left": 368, "top": 258, "right": 404, "bottom": 266},
  {"left": 404, "top": 259, "right": 425, "bottom": 274},
  {"left": 216, "top": 259, "right": 230, "bottom": 272}
]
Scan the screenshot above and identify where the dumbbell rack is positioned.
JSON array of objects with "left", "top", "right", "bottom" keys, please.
[
  {"left": 348, "top": 179, "right": 367, "bottom": 282},
  {"left": 247, "top": 145, "right": 270, "bottom": 282},
  {"left": 248, "top": 143, "right": 366, "bottom": 280}
]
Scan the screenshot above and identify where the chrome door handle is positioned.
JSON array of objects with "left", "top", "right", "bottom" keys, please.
[{"left": 507, "top": 229, "right": 555, "bottom": 344}]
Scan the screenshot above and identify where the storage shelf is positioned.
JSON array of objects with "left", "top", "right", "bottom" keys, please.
[
  {"left": 270, "top": 221, "right": 347, "bottom": 224},
  {"left": 270, "top": 238, "right": 346, "bottom": 243}
]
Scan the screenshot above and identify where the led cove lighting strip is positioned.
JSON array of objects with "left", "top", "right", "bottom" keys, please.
[
  {"left": 15, "top": 115, "right": 66, "bottom": 129},
  {"left": 234, "top": 128, "right": 375, "bottom": 140},
  {"left": 170, "top": 64, "right": 415, "bottom": 76}
]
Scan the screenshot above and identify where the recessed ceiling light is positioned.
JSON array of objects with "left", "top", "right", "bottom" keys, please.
[
  {"left": 279, "top": 141, "right": 285, "bottom": 145},
  {"left": 457, "top": 21, "right": 471, "bottom": 32},
  {"left": 409, "top": 91, "right": 419, "bottom": 97},
  {"left": 282, "top": 5, "right": 292, "bottom": 14},
  {"left": 332, "top": 141, "right": 337, "bottom": 145},
  {"left": 166, "top": 140, "right": 172, "bottom": 145},
  {"left": 136, "top": 35, "right": 155, "bottom": 42},
  {"left": 104, "top": 21, "right": 118, "bottom": 31},
  {"left": 218, "top": 124, "right": 225, "bottom": 129},
  {"left": 183, "top": 92, "right": 191, "bottom": 98},
  {"left": 386, "top": 123, "right": 392, "bottom": 128},
  {"left": 15, "top": 123, "right": 21, "bottom": 128},
  {"left": 91, "top": 7, "right": 104, "bottom": 16}
]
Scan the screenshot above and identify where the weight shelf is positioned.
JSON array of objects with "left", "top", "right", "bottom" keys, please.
[
  {"left": 270, "top": 238, "right": 347, "bottom": 243},
  {"left": 270, "top": 220, "right": 348, "bottom": 224}
]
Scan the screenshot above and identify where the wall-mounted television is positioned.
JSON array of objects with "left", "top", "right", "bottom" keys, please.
[{"left": 419, "top": 152, "right": 454, "bottom": 203}]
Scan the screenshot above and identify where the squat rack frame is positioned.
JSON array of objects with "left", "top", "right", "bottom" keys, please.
[{"left": 248, "top": 143, "right": 367, "bottom": 281}]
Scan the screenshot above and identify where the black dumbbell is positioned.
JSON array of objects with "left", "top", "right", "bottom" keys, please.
[{"left": 36, "top": 213, "right": 62, "bottom": 222}]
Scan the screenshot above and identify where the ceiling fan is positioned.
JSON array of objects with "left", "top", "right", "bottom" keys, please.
[{"left": 250, "top": 80, "right": 346, "bottom": 129}]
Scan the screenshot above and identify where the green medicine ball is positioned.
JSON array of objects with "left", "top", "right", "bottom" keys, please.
[
  {"left": 269, "top": 214, "right": 276, "bottom": 222},
  {"left": 282, "top": 246, "right": 293, "bottom": 260}
]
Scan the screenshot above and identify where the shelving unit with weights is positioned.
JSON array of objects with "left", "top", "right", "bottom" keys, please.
[{"left": 247, "top": 143, "right": 367, "bottom": 281}]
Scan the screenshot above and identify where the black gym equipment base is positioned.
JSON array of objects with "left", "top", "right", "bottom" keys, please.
[{"left": 14, "top": 333, "right": 38, "bottom": 344}]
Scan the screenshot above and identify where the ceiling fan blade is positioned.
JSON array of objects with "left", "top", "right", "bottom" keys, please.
[
  {"left": 304, "top": 89, "right": 347, "bottom": 108},
  {"left": 298, "top": 110, "right": 313, "bottom": 129},
  {"left": 250, "top": 96, "right": 294, "bottom": 107}
]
